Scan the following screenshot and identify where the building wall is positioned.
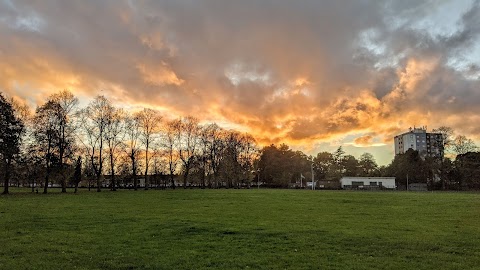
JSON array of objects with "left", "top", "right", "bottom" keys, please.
[
  {"left": 340, "top": 177, "right": 396, "bottom": 189},
  {"left": 394, "top": 128, "right": 443, "bottom": 158}
]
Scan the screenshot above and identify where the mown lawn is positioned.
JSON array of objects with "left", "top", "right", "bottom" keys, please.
[{"left": 1, "top": 189, "right": 479, "bottom": 269}]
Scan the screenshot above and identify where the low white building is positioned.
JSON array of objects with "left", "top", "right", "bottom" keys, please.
[{"left": 340, "top": 177, "right": 396, "bottom": 190}]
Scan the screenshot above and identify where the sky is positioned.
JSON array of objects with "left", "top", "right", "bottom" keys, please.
[{"left": 1, "top": 0, "right": 480, "bottom": 165}]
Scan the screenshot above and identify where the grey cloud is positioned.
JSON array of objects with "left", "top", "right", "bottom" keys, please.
[{"left": 1, "top": 0, "right": 480, "bottom": 146}]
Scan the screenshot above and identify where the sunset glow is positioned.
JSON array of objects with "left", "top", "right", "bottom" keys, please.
[{"left": 2, "top": 0, "right": 480, "bottom": 164}]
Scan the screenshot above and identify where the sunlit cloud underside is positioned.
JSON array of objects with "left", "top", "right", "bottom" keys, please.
[{"left": 1, "top": 0, "right": 480, "bottom": 164}]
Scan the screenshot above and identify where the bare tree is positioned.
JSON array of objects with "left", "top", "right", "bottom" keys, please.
[
  {"left": 178, "top": 116, "right": 200, "bottom": 188},
  {"left": 432, "top": 126, "right": 455, "bottom": 189},
  {"left": 125, "top": 114, "right": 142, "bottom": 190},
  {"left": 237, "top": 133, "right": 258, "bottom": 187},
  {"left": 137, "top": 108, "right": 162, "bottom": 190},
  {"left": 151, "top": 149, "right": 166, "bottom": 188},
  {"left": 105, "top": 108, "right": 126, "bottom": 191},
  {"left": 73, "top": 156, "right": 82, "bottom": 193},
  {"left": 50, "top": 90, "right": 78, "bottom": 192},
  {"left": 198, "top": 125, "right": 212, "bottom": 188},
  {"left": 163, "top": 119, "right": 181, "bottom": 189},
  {"left": 452, "top": 135, "right": 477, "bottom": 155},
  {"left": 78, "top": 96, "right": 113, "bottom": 192},
  {"left": 202, "top": 123, "right": 223, "bottom": 188},
  {"left": 432, "top": 126, "right": 454, "bottom": 152}
]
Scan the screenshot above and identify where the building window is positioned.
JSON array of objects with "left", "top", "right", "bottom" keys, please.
[
  {"left": 352, "top": 181, "right": 364, "bottom": 186},
  {"left": 370, "top": 182, "right": 377, "bottom": 186}
]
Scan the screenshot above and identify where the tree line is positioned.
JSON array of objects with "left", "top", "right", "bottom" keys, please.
[
  {"left": 257, "top": 126, "right": 479, "bottom": 190},
  {"left": 1, "top": 90, "right": 479, "bottom": 194},
  {"left": 1, "top": 90, "right": 257, "bottom": 194}
]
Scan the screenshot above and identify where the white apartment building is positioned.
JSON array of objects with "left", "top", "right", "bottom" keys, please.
[{"left": 394, "top": 127, "right": 444, "bottom": 158}]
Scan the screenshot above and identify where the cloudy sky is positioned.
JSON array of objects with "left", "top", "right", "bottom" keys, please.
[{"left": 1, "top": 0, "right": 480, "bottom": 164}]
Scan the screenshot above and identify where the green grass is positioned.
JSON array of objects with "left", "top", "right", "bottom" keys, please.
[{"left": 1, "top": 189, "right": 479, "bottom": 269}]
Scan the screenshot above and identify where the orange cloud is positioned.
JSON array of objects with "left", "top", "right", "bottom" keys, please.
[
  {"left": 136, "top": 63, "right": 184, "bottom": 86},
  {"left": 2, "top": 1, "right": 480, "bottom": 165},
  {"left": 354, "top": 135, "right": 373, "bottom": 146}
]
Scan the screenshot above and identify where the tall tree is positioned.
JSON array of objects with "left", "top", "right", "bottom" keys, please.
[
  {"left": 78, "top": 96, "right": 113, "bottom": 192},
  {"left": 10, "top": 98, "right": 35, "bottom": 191},
  {"left": 432, "top": 126, "right": 454, "bottom": 152},
  {"left": 0, "top": 93, "right": 24, "bottom": 194},
  {"left": 328, "top": 146, "right": 345, "bottom": 180},
  {"left": 455, "top": 152, "right": 480, "bottom": 190},
  {"left": 258, "top": 144, "right": 299, "bottom": 188},
  {"left": 178, "top": 116, "right": 200, "bottom": 188},
  {"left": 387, "top": 149, "right": 428, "bottom": 188},
  {"left": 431, "top": 126, "right": 454, "bottom": 189},
  {"left": 33, "top": 100, "right": 62, "bottom": 194},
  {"left": 313, "top": 152, "right": 334, "bottom": 181},
  {"left": 341, "top": 155, "right": 359, "bottom": 177},
  {"left": 236, "top": 133, "right": 258, "bottom": 187},
  {"left": 125, "top": 114, "right": 142, "bottom": 190},
  {"left": 105, "top": 108, "right": 125, "bottom": 191},
  {"left": 73, "top": 156, "right": 82, "bottom": 193},
  {"left": 137, "top": 108, "right": 162, "bottom": 190},
  {"left": 197, "top": 124, "right": 217, "bottom": 188},
  {"left": 207, "top": 124, "right": 224, "bottom": 188},
  {"left": 50, "top": 90, "right": 78, "bottom": 192},
  {"left": 358, "top": 153, "right": 378, "bottom": 176},
  {"left": 219, "top": 130, "right": 249, "bottom": 187},
  {"left": 219, "top": 130, "right": 244, "bottom": 188},
  {"left": 163, "top": 119, "right": 181, "bottom": 189}
]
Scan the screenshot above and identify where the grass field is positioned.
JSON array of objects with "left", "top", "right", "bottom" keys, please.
[{"left": 1, "top": 189, "right": 479, "bottom": 269}]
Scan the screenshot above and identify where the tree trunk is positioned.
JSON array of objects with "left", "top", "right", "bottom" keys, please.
[
  {"left": 43, "top": 167, "right": 50, "bottom": 194},
  {"left": 110, "top": 155, "right": 116, "bottom": 191},
  {"left": 60, "top": 164, "right": 67, "bottom": 193},
  {"left": 97, "top": 135, "right": 103, "bottom": 192},
  {"left": 169, "top": 160, "right": 176, "bottom": 189},
  {"left": 112, "top": 174, "right": 116, "bottom": 191},
  {"left": 207, "top": 174, "right": 212, "bottom": 189},
  {"left": 201, "top": 158, "right": 206, "bottom": 189},
  {"left": 2, "top": 159, "right": 11, "bottom": 195},
  {"left": 144, "top": 144, "right": 149, "bottom": 190},
  {"left": 213, "top": 172, "right": 218, "bottom": 189},
  {"left": 61, "top": 177, "right": 67, "bottom": 193},
  {"left": 60, "top": 125, "right": 66, "bottom": 193},
  {"left": 201, "top": 171, "right": 206, "bottom": 189},
  {"left": 96, "top": 174, "right": 102, "bottom": 192},
  {"left": 441, "top": 159, "right": 446, "bottom": 190},
  {"left": 133, "top": 172, "right": 138, "bottom": 191},
  {"left": 183, "top": 170, "right": 189, "bottom": 189},
  {"left": 74, "top": 182, "right": 79, "bottom": 193},
  {"left": 183, "top": 161, "right": 190, "bottom": 189},
  {"left": 170, "top": 174, "right": 175, "bottom": 189}
]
